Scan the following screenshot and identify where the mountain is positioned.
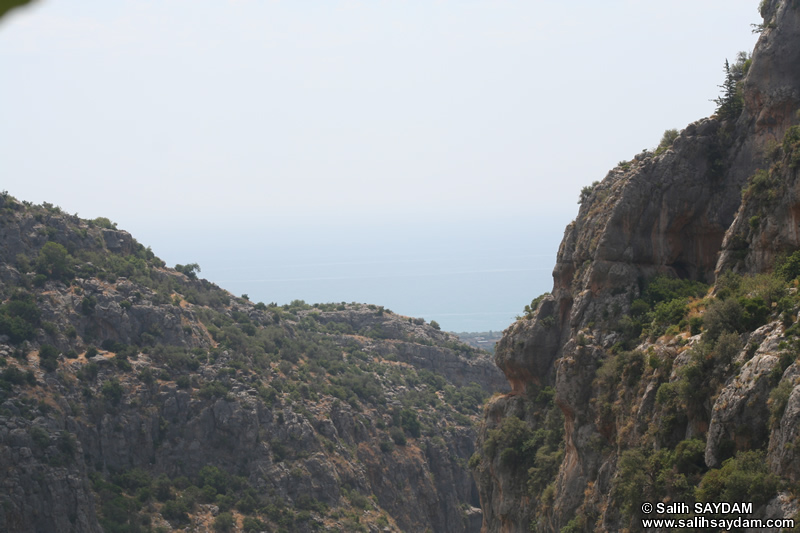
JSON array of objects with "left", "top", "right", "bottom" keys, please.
[
  {"left": 6, "top": 2, "right": 800, "bottom": 533},
  {"left": 470, "top": 1, "right": 800, "bottom": 531},
  {"left": 0, "top": 195, "right": 508, "bottom": 532}
]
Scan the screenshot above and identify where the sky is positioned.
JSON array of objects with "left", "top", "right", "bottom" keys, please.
[{"left": 1, "top": 1, "right": 762, "bottom": 332}]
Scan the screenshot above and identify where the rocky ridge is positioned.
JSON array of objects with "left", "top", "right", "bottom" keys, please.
[
  {"left": 0, "top": 196, "right": 507, "bottom": 533},
  {"left": 471, "top": 1, "right": 800, "bottom": 531}
]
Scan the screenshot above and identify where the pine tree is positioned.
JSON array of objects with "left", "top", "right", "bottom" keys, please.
[{"left": 714, "top": 59, "right": 743, "bottom": 121}]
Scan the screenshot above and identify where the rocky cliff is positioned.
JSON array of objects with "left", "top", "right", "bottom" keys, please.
[
  {"left": 0, "top": 196, "right": 507, "bottom": 532},
  {"left": 472, "top": 1, "right": 800, "bottom": 531}
]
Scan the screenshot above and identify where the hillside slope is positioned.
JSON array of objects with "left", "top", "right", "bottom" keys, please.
[
  {"left": 471, "top": 1, "right": 800, "bottom": 531},
  {"left": 0, "top": 196, "right": 507, "bottom": 533}
]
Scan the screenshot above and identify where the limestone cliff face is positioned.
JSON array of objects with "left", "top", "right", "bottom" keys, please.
[
  {"left": 716, "top": 0, "right": 800, "bottom": 275},
  {"left": 473, "top": 2, "right": 800, "bottom": 531},
  {"left": 744, "top": 0, "right": 800, "bottom": 137}
]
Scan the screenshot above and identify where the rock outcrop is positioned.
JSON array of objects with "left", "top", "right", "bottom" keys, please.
[
  {"left": 0, "top": 198, "right": 507, "bottom": 532},
  {"left": 472, "top": 2, "right": 800, "bottom": 531}
]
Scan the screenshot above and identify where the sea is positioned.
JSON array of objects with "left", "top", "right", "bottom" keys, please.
[{"left": 136, "top": 214, "right": 568, "bottom": 333}]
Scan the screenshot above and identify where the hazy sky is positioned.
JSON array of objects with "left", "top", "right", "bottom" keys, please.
[{"left": 0, "top": 1, "right": 763, "bottom": 330}]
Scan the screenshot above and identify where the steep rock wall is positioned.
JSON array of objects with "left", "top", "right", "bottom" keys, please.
[{"left": 473, "top": 2, "right": 800, "bottom": 531}]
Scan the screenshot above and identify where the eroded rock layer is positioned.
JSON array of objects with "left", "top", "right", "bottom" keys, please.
[{"left": 473, "top": 2, "right": 800, "bottom": 531}]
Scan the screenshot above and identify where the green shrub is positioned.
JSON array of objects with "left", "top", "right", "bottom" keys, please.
[
  {"left": 215, "top": 493, "right": 236, "bottom": 513},
  {"left": 615, "top": 276, "right": 709, "bottom": 342},
  {"left": 696, "top": 450, "right": 778, "bottom": 507},
  {"left": 57, "top": 432, "right": 77, "bottom": 458},
  {"left": 742, "top": 168, "right": 777, "bottom": 200},
  {"left": 389, "top": 426, "right": 406, "bottom": 446},
  {"left": 527, "top": 444, "right": 564, "bottom": 495},
  {"left": 611, "top": 439, "right": 707, "bottom": 526},
  {"left": 655, "top": 128, "right": 679, "bottom": 155},
  {"left": 578, "top": 181, "right": 599, "bottom": 204},
  {"left": 81, "top": 296, "right": 97, "bottom": 316},
  {"left": 522, "top": 293, "right": 551, "bottom": 319},
  {"left": 655, "top": 382, "right": 679, "bottom": 407},
  {"left": 783, "top": 125, "right": 800, "bottom": 168},
  {"left": 442, "top": 382, "right": 487, "bottom": 414},
  {"left": 98, "top": 492, "right": 141, "bottom": 533},
  {"left": 199, "top": 381, "right": 231, "bottom": 399},
  {"left": 41, "top": 321, "right": 57, "bottom": 336},
  {"left": 39, "top": 343, "right": 60, "bottom": 372},
  {"left": 40, "top": 356, "right": 58, "bottom": 372},
  {"left": 644, "top": 276, "right": 708, "bottom": 306},
  {"left": 1, "top": 366, "right": 34, "bottom": 386},
  {"left": 161, "top": 499, "right": 189, "bottom": 525},
  {"left": 483, "top": 416, "right": 534, "bottom": 467},
  {"left": 708, "top": 331, "right": 741, "bottom": 368},
  {"left": 595, "top": 350, "right": 644, "bottom": 391},
  {"left": 102, "top": 379, "right": 123, "bottom": 405},
  {"left": 154, "top": 475, "right": 173, "bottom": 502},
  {"left": 398, "top": 408, "right": 421, "bottom": 438},
  {"left": 768, "top": 379, "right": 794, "bottom": 428},
  {"left": 270, "top": 439, "right": 288, "bottom": 462},
  {"left": 345, "top": 489, "right": 370, "bottom": 510},
  {"left": 39, "top": 343, "right": 58, "bottom": 360},
  {"left": 703, "top": 299, "right": 744, "bottom": 341},
  {"left": 650, "top": 299, "right": 689, "bottom": 337},
  {"left": 675, "top": 338, "right": 737, "bottom": 412},
  {"left": 137, "top": 367, "right": 154, "bottom": 385},
  {"left": 30, "top": 426, "right": 50, "bottom": 449},
  {"left": 233, "top": 492, "right": 256, "bottom": 514},
  {"left": 560, "top": 514, "right": 586, "bottom": 533},
  {"left": 175, "top": 263, "right": 201, "bottom": 280},
  {"left": 35, "top": 242, "right": 74, "bottom": 282},
  {"left": 92, "top": 217, "right": 117, "bottom": 229},
  {"left": 77, "top": 362, "right": 99, "bottom": 382},
  {"left": 777, "top": 250, "right": 800, "bottom": 281},
  {"left": 242, "top": 517, "right": 267, "bottom": 531},
  {"left": 112, "top": 468, "right": 152, "bottom": 490},
  {"left": 630, "top": 299, "right": 649, "bottom": 317},
  {"left": 468, "top": 452, "right": 481, "bottom": 469},
  {"left": 213, "top": 512, "right": 235, "bottom": 532},
  {"left": 197, "top": 466, "right": 232, "bottom": 495},
  {"left": 15, "top": 253, "right": 31, "bottom": 273},
  {"left": 296, "top": 494, "right": 327, "bottom": 513},
  {"left": 0, "top": 292, "right": 41, "bottom": 343},
  {"left": 672, "top": 438, "right": 706, "bottom": 475},
  {"left": 739, "top": 273, "right": 786, "bottom": 306},
  {"left": 150, "top": 345, "right": 200, "bottom": 371},
  {"left": 613, "top": 449, "right": 649, "bottom": 519}
]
